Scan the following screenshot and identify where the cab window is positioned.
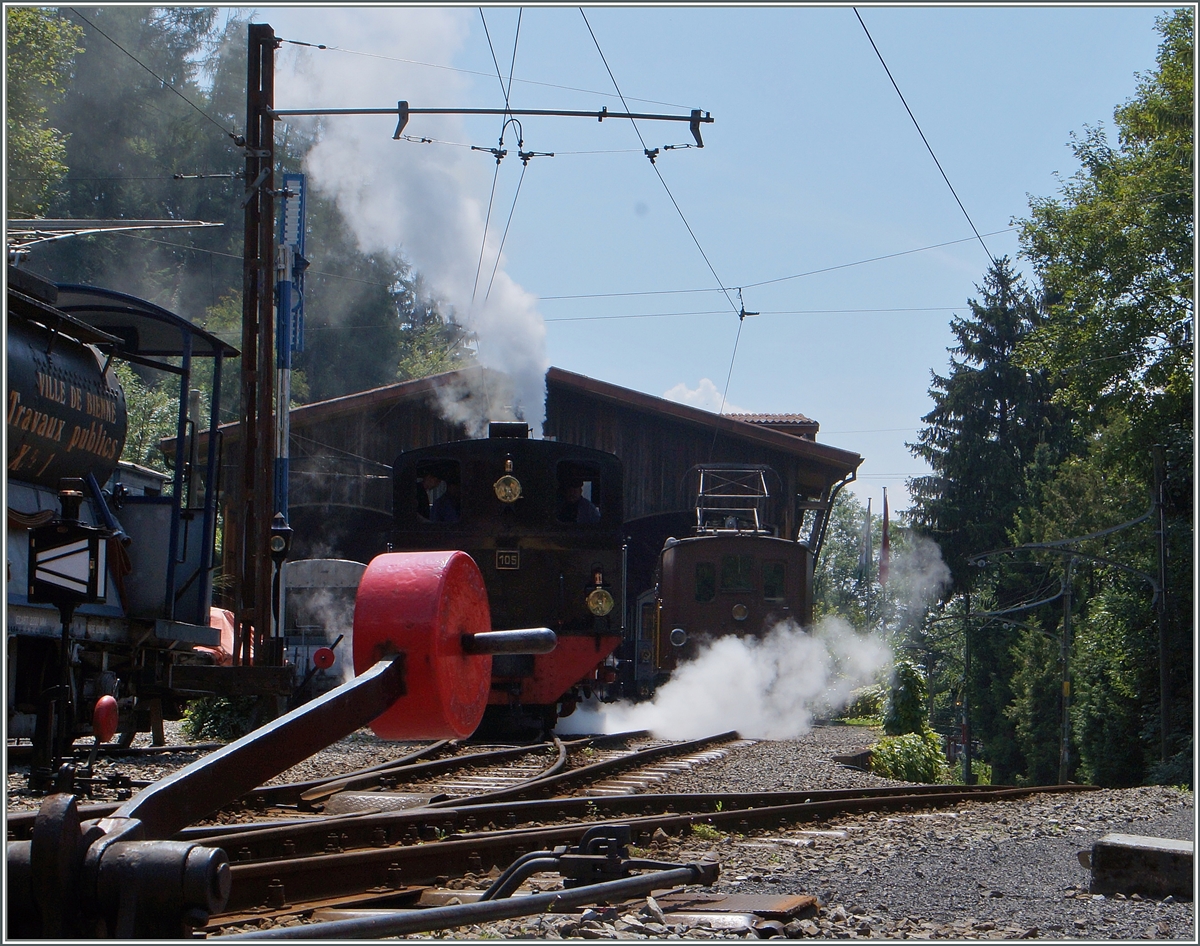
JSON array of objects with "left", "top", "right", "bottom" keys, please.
[
  {"left": 763, "top": 561, "right": 786, "bottom": 601},
  {"left": 414, "top": 460, "right": 462, "bottom": 523},
  {"left": 719, "top": 554, "right": 754, "bottom": 593},
  {"left": 694, "top": 562, "right": 716, "bottom": 602},
  {"left": 556, "top": 461, "right": 602, "bottom": 524}
]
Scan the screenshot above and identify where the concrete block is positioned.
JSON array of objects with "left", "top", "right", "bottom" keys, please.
[{"left": 1081, "top": 833, "right": 1193, "bottom": 900}]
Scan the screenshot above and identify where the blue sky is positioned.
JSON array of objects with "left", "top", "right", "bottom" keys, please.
[{"left": 252, "top": 4, "right": 1172, "bottom": 511}]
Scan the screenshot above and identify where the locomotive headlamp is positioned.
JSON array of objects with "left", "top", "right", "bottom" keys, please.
[
  {"left": 586, "top": 587, "right": 614, "bottom": 617},
  {"left": 493, "top": 474, "right": 522, "bottom": 503},
  {"left": 731, "top": 603, "right": 749, "bottom": 621},
  {"left": 494, "top": 457, "right": 522, "bottom": 503},
  {"left": 586, "top": 567, "right": 613, "bottom": 616},
  {"left": 669, "top": 627, "right": 687, "bottom": 647}
]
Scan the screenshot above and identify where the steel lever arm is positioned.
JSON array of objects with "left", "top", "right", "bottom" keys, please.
[{"left": 102, "top": 656, "right": 406, "bottom": 841}]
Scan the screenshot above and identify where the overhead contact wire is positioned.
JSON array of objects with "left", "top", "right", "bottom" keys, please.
[
  {"left": 578, "top": 8, "right": 739, "bottom": 320},
  {"left": 853, "top": 8, "right": 992, "bottom": 262},
  {"left": 538, "top": 227, "right": 1020, "bottom": 301},
  {"left": 279, "top": 39, "right": 692, "bottom": 110},
  {"left": 484, "top": 9, "right": 528, "bottom": 302},
  {"left": 469, "top": 8, "right": 512, "bottom": 304},
  {"left": 578, "top": 8, "right": 743, "bottom": 461}
]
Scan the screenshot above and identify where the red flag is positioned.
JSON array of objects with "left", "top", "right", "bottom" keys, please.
[{"left": 879, "top": 488, "right": 890, "bottom": 586}]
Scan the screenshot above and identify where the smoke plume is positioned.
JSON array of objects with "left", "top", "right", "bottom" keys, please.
[
  {"left": 557, "top": 617, "right": 890, "bottom": 740},
  {"left": 274, "top": 9, "right": 548, "bottom": 433}
]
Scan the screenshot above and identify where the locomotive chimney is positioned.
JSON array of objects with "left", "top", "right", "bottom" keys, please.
[{"left": 488, "top": 421, "right": 529, "bottom": 439}]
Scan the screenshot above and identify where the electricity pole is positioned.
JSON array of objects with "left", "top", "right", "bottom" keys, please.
[
  {"left": 234, "top": 24, "right": 279, "bottom": 667},
  {"left": 1059, "top": 558, "right": 1074, "bottom": 785}
]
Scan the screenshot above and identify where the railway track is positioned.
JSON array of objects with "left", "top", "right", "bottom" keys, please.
[
  {"left": 7, "top": 660, "right": 1110, "bottom": 941},
  {"left": 197, "top": 780, "right": 1099, "bottom": 936},
  {"left": 7, "top": 729, "right": 1100, "bottom": 938}
]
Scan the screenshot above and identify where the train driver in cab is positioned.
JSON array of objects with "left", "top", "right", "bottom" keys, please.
[
  {"left": 421, "top": 471, "right": 460, "bottom": 522},
  {"left": 559, "top": 473, "right": 601, "bottom": 524}
]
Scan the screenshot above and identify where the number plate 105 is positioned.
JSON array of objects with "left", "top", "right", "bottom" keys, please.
[{"left": 496, "top": 549, "right": 520, "bottom": 570}]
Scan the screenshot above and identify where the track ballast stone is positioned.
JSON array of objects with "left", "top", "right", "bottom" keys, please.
[{"left": 6, "top": 723, "right": 1193, "bottom": 939}]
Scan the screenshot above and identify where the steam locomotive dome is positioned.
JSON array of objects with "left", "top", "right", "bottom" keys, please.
[{"left": 7, "top": 316, "right": 128, "bottom": 488}]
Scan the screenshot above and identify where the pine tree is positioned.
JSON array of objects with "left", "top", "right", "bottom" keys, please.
[{"left": 907, "top": 257, "right": 1075, "bottom": 591}]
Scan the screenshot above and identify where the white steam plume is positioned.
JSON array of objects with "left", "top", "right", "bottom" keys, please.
[
  {"left": 274, "top": 9, "right": 548, "bottom": 434},
  {"left": 888, "top": 533, "right": 952, "bottom": 619},
  {"left": 557, "top": 617, "right": 890, "bottom": 740}
]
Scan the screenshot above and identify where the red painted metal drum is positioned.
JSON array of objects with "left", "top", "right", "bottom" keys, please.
[
  {"left": 353, "top": 551, "right": 492, "bottom": 739},
  {"left": 312, "top": 647, "right": 336, "bottom": 670},
  {"left": 92, "top": 694, "right": 119, "bottom": 743}
]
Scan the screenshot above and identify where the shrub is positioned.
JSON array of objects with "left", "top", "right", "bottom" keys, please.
[
  {"left": 1147, "top": 736, "right": 1193, "bottom": 791},
  {"left": 841, "top": 684, "right": 886, "bottom": 723},
  {"left": 181, "top": 696, "right": 258, "bottom": 741},
  {"left": 870, "top": 731, "right": 950, "bottom": 783},
  {"left": 883, "top": 660, "right": 928, "bottom": 736}
]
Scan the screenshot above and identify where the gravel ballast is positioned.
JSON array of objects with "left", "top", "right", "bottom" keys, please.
[{"left": 5, "top": 723, "right": 1194, "bottom": 939}]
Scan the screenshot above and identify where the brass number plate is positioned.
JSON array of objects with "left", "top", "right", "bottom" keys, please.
[{"left": 496, "top": 549, "right": 520, "bottom": 570}]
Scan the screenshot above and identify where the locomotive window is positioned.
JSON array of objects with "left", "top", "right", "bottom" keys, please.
[
  {"left": 557, "top": 461, "right": 602, "bottom": 524},
  {"left": 719, "top": 554, "right": 754, "bottom": 593},
  {"left": 763, "top": 561, "right": 786, "bottom": 601},
  {"left": 694, "top": 562, "right": 716, "bottom": 602},
  {"left": 415, "top": 460, "right": 462, "bottom": 523}
]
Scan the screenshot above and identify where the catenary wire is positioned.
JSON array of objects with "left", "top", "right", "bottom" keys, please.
[
  {"left": 484, "top": 162, "right": 529, "bottom": 302},
  {"left": 470, "top": 8, "right": 524, "bottom": 305},
  {"left": 853, "top": 7, "right": 992, "bottom": 263},
  {"left": 278, "top": 38, "right": 692, "bottom": 110},
  {"left": 538, "top": 227, "right": 1020, "bottom": 300},
  {"left": 578, "top": 7, "right": 745, "bottom": 438},
  {"left": 66, "top": 8, "right": 240, "bottom": 143},
  {"left": 579, "top": 9, "right": 739, "bottom": 319},
  {"left": 484, "top": 9, "right": 531, "bottom": 302},
  {"left": 543, "top": 306, "right": 960, "bottom": 322}
]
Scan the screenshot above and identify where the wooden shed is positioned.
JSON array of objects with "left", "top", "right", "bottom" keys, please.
[{"left": 210, "top": 365, "right": 862, "bottom": 586}]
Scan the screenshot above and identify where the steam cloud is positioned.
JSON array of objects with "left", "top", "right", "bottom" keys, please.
[
  {"left": 274, "top": 9, "right": 548, "bottom": 434},
  {"left": 557, "top": 617, "right": 890, "bottom": 740},
  {"left": 557, "top": 538, "right": 952, "bottom": 740},
  {"left": 662, "top": 378, "right": 748, "bottom": 415}
]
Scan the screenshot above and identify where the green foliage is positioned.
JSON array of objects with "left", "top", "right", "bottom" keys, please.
[
  {"left": 180, "top": 696, "right": 257, "bottom": 741},
  {"left": 840, "top": 684, "right": 886, "bottom": 723},
  {"left": 1011, "top": 9, "right": 1194, "bottom": 790},
  {"left": 1017, "top": 8, "right": 1193, "bottom": 441},
  {"left": 813, "top": 491, "right": 874, "bottom": 628},
  {"left": 1147, "top": 736, "right": 1193, "bottom": 791},
  {"left": 1004, "top": 629, "right": 1062, "bottom": 785},
  {"left": 883, "top": 659, "right": 928, "bottom": 736},
  {"left": 5, "top": 7, "right": 84, "bottom": 215},
  {"left": 115, "top": 362, "right": 179, "bottom": 473},
  {"left": 907, "top": 257, "right": 1077, "bottom": 594},
  {"left": 690, "top": 823, "right": 723, "bottom": 841},
  {"left": 907, "top": 13, "right": 1193, "bottom": 793},
  {"left": 869, "top": 731, "right": 949, "bottom": 784}
]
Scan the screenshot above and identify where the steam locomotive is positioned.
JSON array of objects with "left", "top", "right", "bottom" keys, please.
[
  {"left": 5, "top": 265, "right": 292, "bottom": 787},
  {"left": 384, "top": 426, "right": 625, "bottom": 734}
]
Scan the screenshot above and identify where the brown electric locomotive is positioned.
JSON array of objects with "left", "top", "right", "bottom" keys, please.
[{"left": 630, "top": 465, "right": 812, "bottom": 696}]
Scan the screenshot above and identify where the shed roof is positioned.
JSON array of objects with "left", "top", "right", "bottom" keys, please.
[
  {"left": 207, "top": 365, "right": 862, "bottom": 479},
  {"left": 545, "top": 367, "right": 860, "bottom": 475}
]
